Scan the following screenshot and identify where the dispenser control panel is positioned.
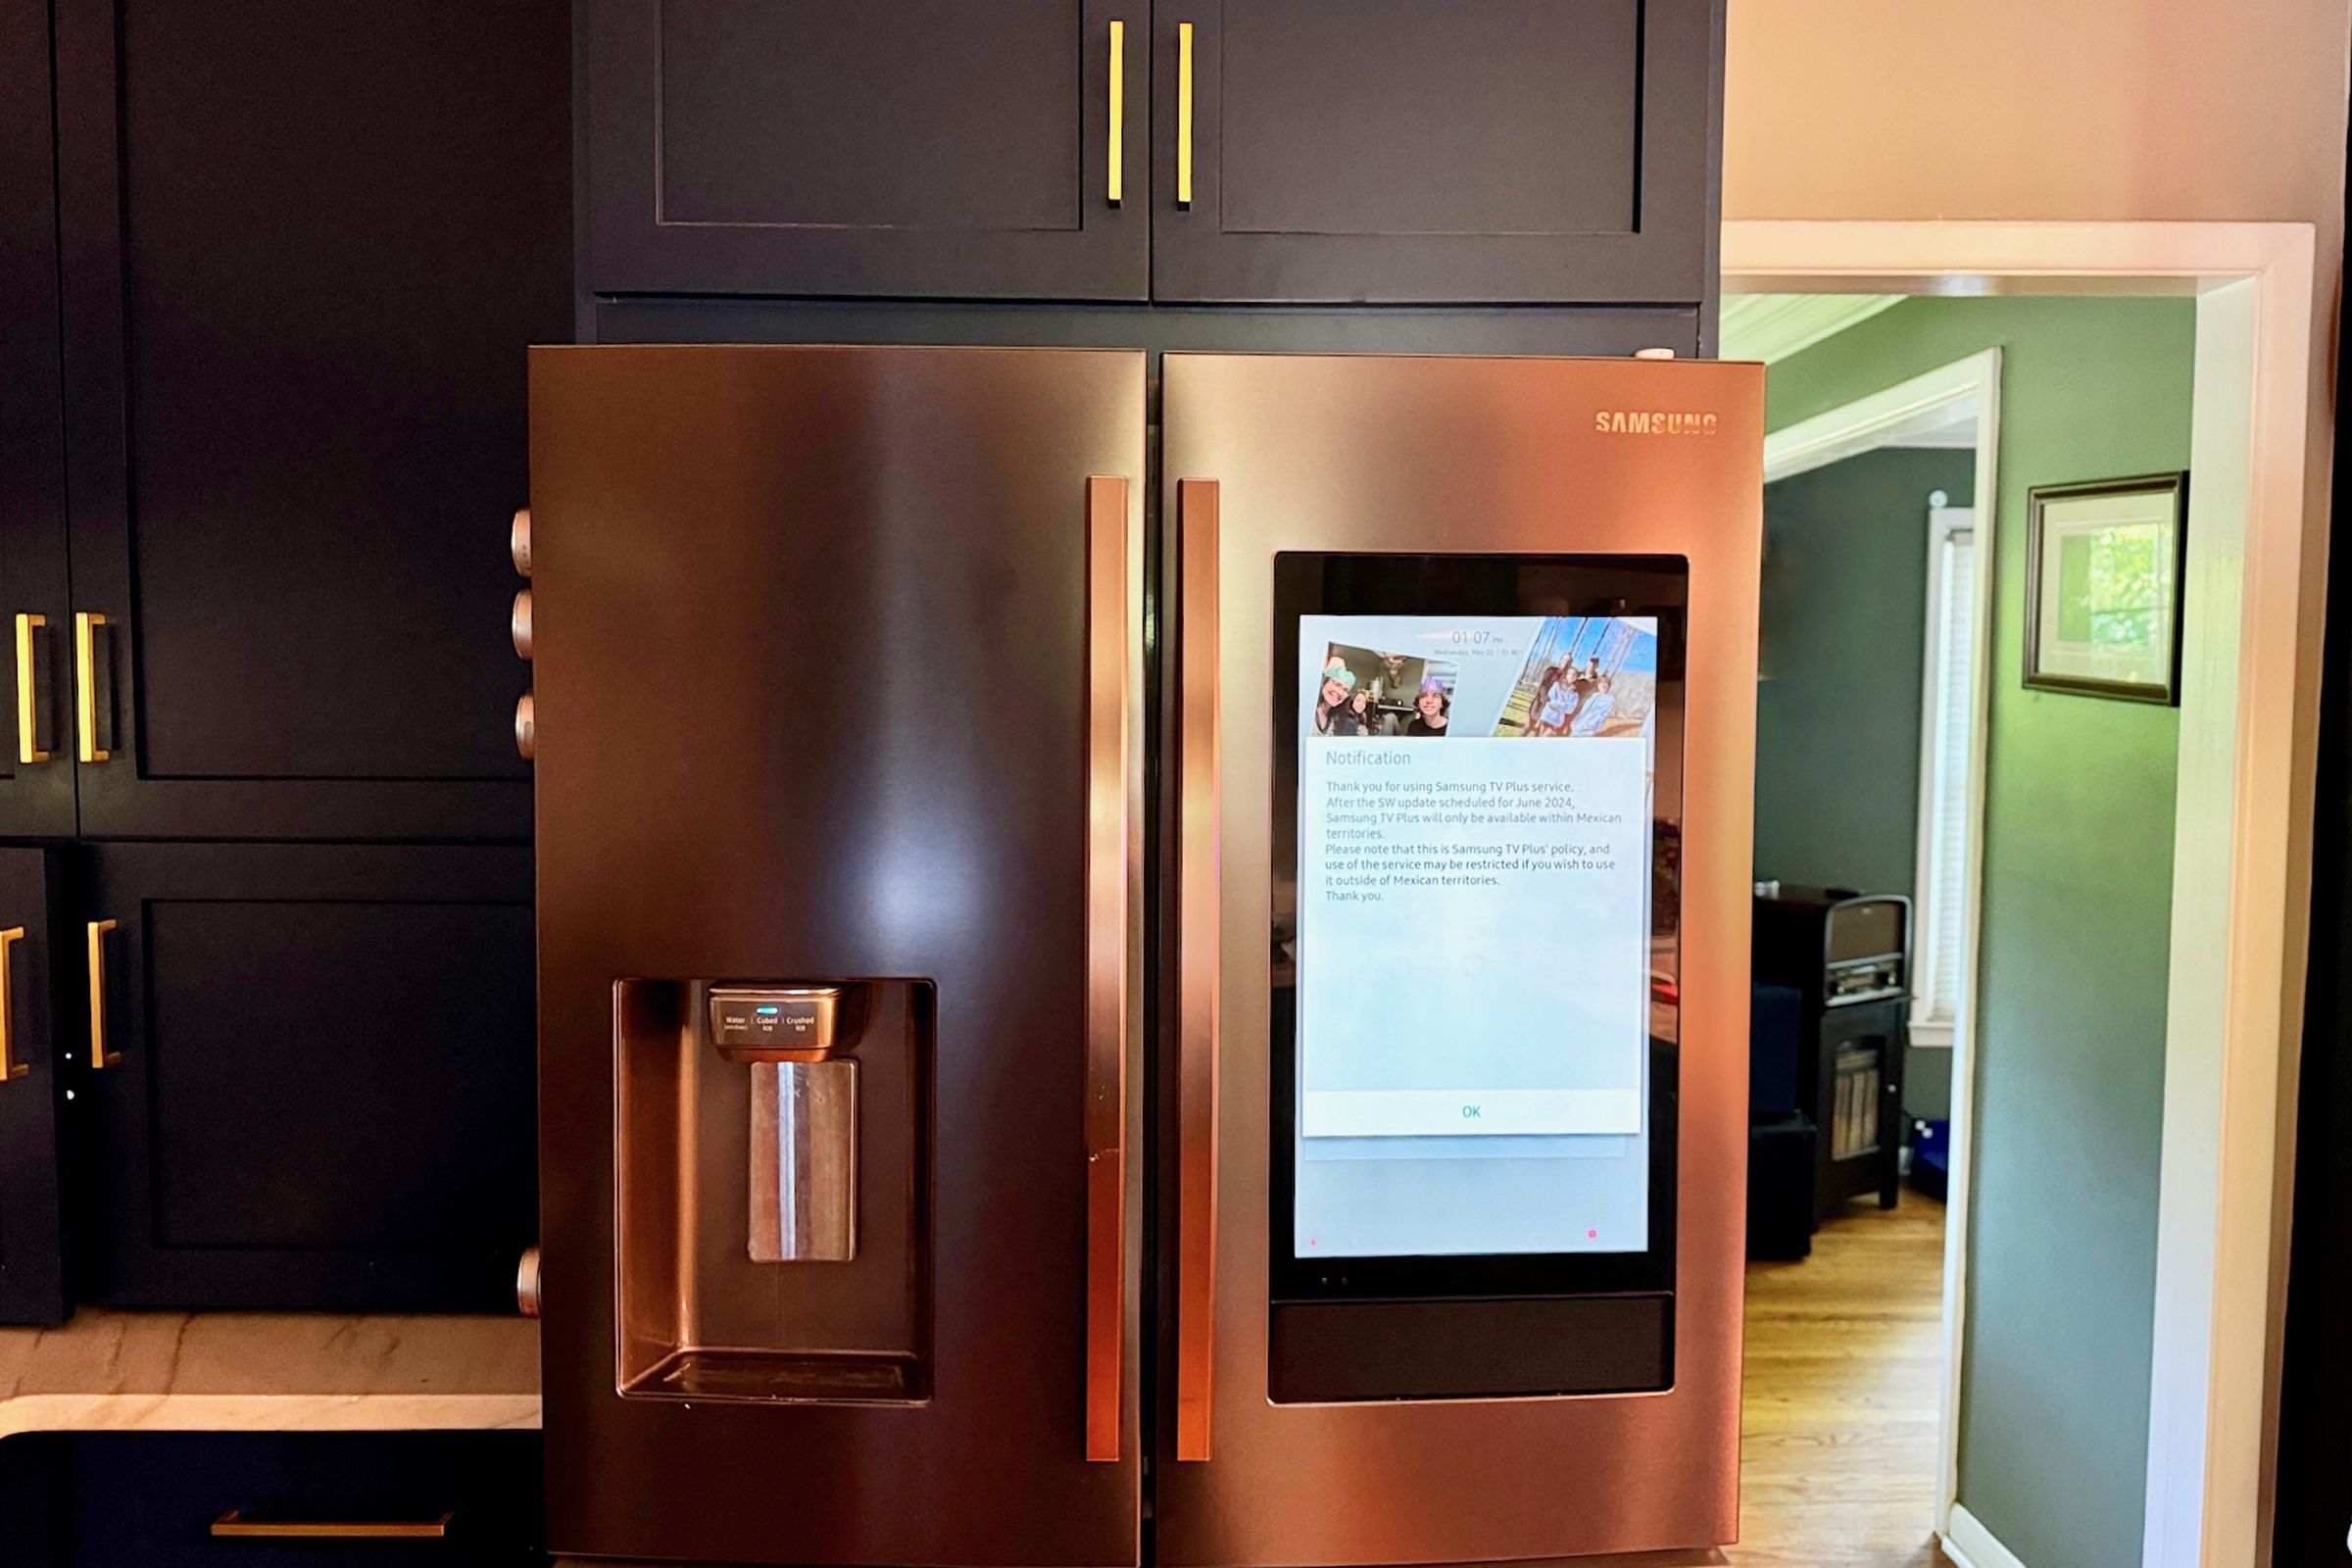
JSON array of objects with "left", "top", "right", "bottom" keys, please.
[{"left": 710, "top": 986, "right": 846, "bottom": 1057}]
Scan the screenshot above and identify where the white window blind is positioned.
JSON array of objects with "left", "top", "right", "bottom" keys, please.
[{"left": 1914, "top": 511, "right": 1977, "bottom": 1037}]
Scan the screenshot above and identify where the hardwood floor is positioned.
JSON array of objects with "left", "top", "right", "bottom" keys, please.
[{"left": 1728, "top": 1192, "right": 1952, "bottom": 1568}]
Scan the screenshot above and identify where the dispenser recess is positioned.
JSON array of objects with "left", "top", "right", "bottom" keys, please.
[{"left": 612, "top": 978, "right": 932, "bottom": 1404}]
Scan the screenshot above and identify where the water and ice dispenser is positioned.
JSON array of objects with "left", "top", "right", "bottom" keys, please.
[{"left": 611, "top": 977, "right": 932, "bottom": 1404}]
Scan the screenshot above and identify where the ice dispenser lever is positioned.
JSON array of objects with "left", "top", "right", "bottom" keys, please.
[{"left": 710, "top": 985, "right": 860, "bottom": 1263}]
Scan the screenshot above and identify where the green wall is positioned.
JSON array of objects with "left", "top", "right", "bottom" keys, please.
[
  {"left": 1757, "top": 445, "right": 1978, "bottom": 899},
  {"left": 1764, "top": 297, "right": 2194, "bottom": 1568}
]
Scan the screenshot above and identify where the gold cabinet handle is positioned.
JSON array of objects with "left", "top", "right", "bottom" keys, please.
[
  {"left": 0, "top": 927, "right": 24, "bottom": 1083},
  {"left": 14, "top": 613, "right": 45, "bottom": 765},
  {"left": 86, "top": 918, "right": 119, "bottom": 1069},
  {"left": 514, "top": 691, "right": 535, "bottom": 760},
  {"left": 511, "top": 589, "right": 533, "bottom": 660},
  {"left": 74, "top": 612, "right": 107, "bottom": 763},
  {"left": 212, "top": 1510, "right": 453, "bottom": 1541},
  {"left": 511, "top": 506, "right": 531, "bottom": 576},
  {"left": 1175, "top": 22, "right": 1195, "bottom": 209},
  {"left": 1106, "top": 21, "right": 1125, "bottom": 206}
]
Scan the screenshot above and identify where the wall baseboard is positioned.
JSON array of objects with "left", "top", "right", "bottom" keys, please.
[{"left": 1944, "top": 1503, "right": 2031, "bottom": 1568}]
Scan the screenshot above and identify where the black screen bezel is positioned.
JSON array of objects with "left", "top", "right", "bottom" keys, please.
[{"left": 1270, "top": 552, "right": 1687, "bottom": 1304}]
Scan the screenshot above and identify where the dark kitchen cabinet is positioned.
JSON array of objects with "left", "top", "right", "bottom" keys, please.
[
  {"left": 0, "top": 0, "right": 77, "bottom": 841},
  {"left": 56, "top": 1432, "right": 547, "bottom": 1567},
  {"left": 77, "top": 844, "right": 537, "bottom": 1310},
  {"left": 0, "top": 848, "right": 69, "bottom": 1326},
  {"left": 583, "top": 0, "right": 1148, "bottom": 300},
  {"left": 580, "top": 0, "right": 1720, "bottom": 309},
  {"left": 51, "top": 0, "right": 565, "bottom": 842},
  {"left": 1152, "top": 0, "right": 1722, "bottom": 303}
]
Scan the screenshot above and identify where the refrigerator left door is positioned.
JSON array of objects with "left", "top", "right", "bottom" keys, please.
[
  {"left": 529, "top": 345, "right": 1147, "bottom": 1567},
  {"left": 0, "top": 847, "right": 69, "bottom": 1324}
]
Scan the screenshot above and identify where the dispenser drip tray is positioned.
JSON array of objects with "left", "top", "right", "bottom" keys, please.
[{"left": 626, "top": 1348, "right": 929, "bottom": 1404}]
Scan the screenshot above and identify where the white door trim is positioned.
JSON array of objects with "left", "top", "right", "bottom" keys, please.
[
  {"left": 1724, "top": 220, "right": 2322, "bottom": 1568},
  {"left": 1946, "top": 1501, "right": 2035, "bottom": 1568}
]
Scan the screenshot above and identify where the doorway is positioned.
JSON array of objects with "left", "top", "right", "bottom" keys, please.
[
  {"left": 1719, "top": 223, "right": 2320, "bottom": 1568},
  {"left": 1735, "top": 340, "right": 1999, "bottom": 1568}
]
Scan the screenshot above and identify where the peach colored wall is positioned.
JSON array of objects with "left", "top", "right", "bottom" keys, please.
[{"left": 1724, "top": 1, "right": 2349, "bottom": 236}]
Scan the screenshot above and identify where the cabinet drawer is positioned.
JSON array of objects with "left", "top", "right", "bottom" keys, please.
[{"left": 60, "top": 1433, "right": 544, "bottom": 1567}]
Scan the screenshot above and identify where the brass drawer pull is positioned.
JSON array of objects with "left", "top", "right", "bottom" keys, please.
[
  {"left": 211, "top": 1509, "right": 454, "bottom": 1540},
  {"left": 74, "top": 612, "right": 106, "bottom": 763},
  {"left": 15, "top": 613, "right": 45, "bottom": 764},
  {"left": 86, "top": 918, "right": 119, "bottom": 1069},
  {"left": 0, "top": 927, "right": 24, "bottom": 1083}
]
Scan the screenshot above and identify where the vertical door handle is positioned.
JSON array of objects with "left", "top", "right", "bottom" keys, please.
[
  {"left": 1175, "top": 478, "right": 1219, "bottom": 1461},
  {"left": 1175, "top": 22, "right": 1195, "bottom": 209},
  {"left": 86, "top": 918, "right": 119, "bottom": 1069},
  {"left": 74, "top": 612, "right": 107, "bottom": 763},
  {"left": 1083, "top": 475, "right": 1134, "bottom": 1463},
  {"left": 14, "top": 614, "right": 45, "bottom": 765},
  {"left": 1105, "top": 21, "right": 1125, "bottom": 206},
  {"left": 0, "top": 927, "right": 24, "bottom": 1083}
]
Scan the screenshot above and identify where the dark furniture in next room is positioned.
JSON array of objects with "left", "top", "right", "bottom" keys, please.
[{"left": 1754, "top": 887, "right": 1911, "bottom": 1218}]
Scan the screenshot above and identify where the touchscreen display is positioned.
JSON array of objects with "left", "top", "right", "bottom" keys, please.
[{"left": 1288, "top": 611, "right": 1663, "bottom": 1262}]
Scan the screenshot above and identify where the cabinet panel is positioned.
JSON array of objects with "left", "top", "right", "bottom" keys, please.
[
  {"left": 1152, "top": 0, "right": 1722, "bottom": 304},
  {"left": 585, "top": 0, "right": 1147, "bottom": 299},
  {"left": 0, "top": 849, "right": 67, "bottom": 1325},
  {"left": 79, "top": 845, "right": 536, "bottom": 1310},
  {"left": 0, "top": 0, "right": 77, "bottom": 838},
  {"left": 52, "top": 0, "right": 565, "bottom": 840},
  {"left": 64, "top": 1433, "right": 545, "bottom": 1567}
]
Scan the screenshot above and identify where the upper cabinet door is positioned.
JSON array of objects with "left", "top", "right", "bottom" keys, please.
[
  {"left": 50, "top": 0, "right": 568, "bottom": 842},
  {"left": 0, "top": 0, "right": 77, "bottom": 839},
  {"left": 584, "top": 0, "right": 1149, "bottom": 300},
  {"left": 1152, "top": 0, "right": 1721, "bottom": 304}
]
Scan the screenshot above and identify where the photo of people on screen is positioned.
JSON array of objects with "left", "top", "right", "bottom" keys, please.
[
  {"left": 1494, "top": 616, "right": 1659, "bottom": 739},
  {"left": 1313, "top": 645, "right": 1460, "bottom": 737}
]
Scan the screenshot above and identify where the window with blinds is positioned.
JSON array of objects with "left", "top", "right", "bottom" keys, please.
[{"left": 1912, "top": 509, "right": 1978, "bottom": 1042}]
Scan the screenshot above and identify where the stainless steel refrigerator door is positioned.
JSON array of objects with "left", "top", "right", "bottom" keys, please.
[
  {"left": 1156, "top": 352, "right": 1762, "bottom": 1565},
  {"left": 530, "top": 346, "right": 1147, "bottom": 1566}
]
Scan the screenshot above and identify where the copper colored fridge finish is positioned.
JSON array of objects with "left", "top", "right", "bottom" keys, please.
[
  {"left": 530, "top": 346, "right": 1762, "bottom": 1566},
  {"left": 529, "top": 346, "right": 1148, "bottom": 1567},
  {"left": 1156, "top": 353, "right": 1762, "bottom": 1564}
]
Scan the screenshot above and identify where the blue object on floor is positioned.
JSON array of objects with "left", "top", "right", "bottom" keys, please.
[{"left": 1912, "top": 1117, "right": 1950, "bottom": 1200}]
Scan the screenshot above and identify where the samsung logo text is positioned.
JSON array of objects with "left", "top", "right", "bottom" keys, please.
[{"left": 1593, "top": 411, "right": 1719, "bottom": 436}]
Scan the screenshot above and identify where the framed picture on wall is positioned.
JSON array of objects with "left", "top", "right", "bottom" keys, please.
[{"left": 2024, "top": 471, "right": 2189, "bottom": 705}]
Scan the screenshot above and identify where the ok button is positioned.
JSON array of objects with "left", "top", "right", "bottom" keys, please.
[{"left": 1461, "top": 1103, "right": 1483, "bottom": 1119}]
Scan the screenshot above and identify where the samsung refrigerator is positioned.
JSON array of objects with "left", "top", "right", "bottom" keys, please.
[{"left": 526, "top": 346, "right": 1763, "bottom": 1566}]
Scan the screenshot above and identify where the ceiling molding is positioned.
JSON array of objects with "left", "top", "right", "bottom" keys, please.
[{"left": 1720, "top": 294, "right": 1903, "bottom": 364}]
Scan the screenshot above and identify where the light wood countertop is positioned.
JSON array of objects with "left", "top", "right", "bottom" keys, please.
[{"left": 0, "top": 1309, "right": 539, "bottom": 1438}]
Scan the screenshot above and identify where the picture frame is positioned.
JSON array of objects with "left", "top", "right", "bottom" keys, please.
[{"left": 2023, "top": 471, "right": 2189, "bottom": 704}]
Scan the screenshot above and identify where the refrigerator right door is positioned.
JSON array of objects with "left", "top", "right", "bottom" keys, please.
[{"left": 1157, "top": 353, "right": 1763, "bottom": 1565}]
